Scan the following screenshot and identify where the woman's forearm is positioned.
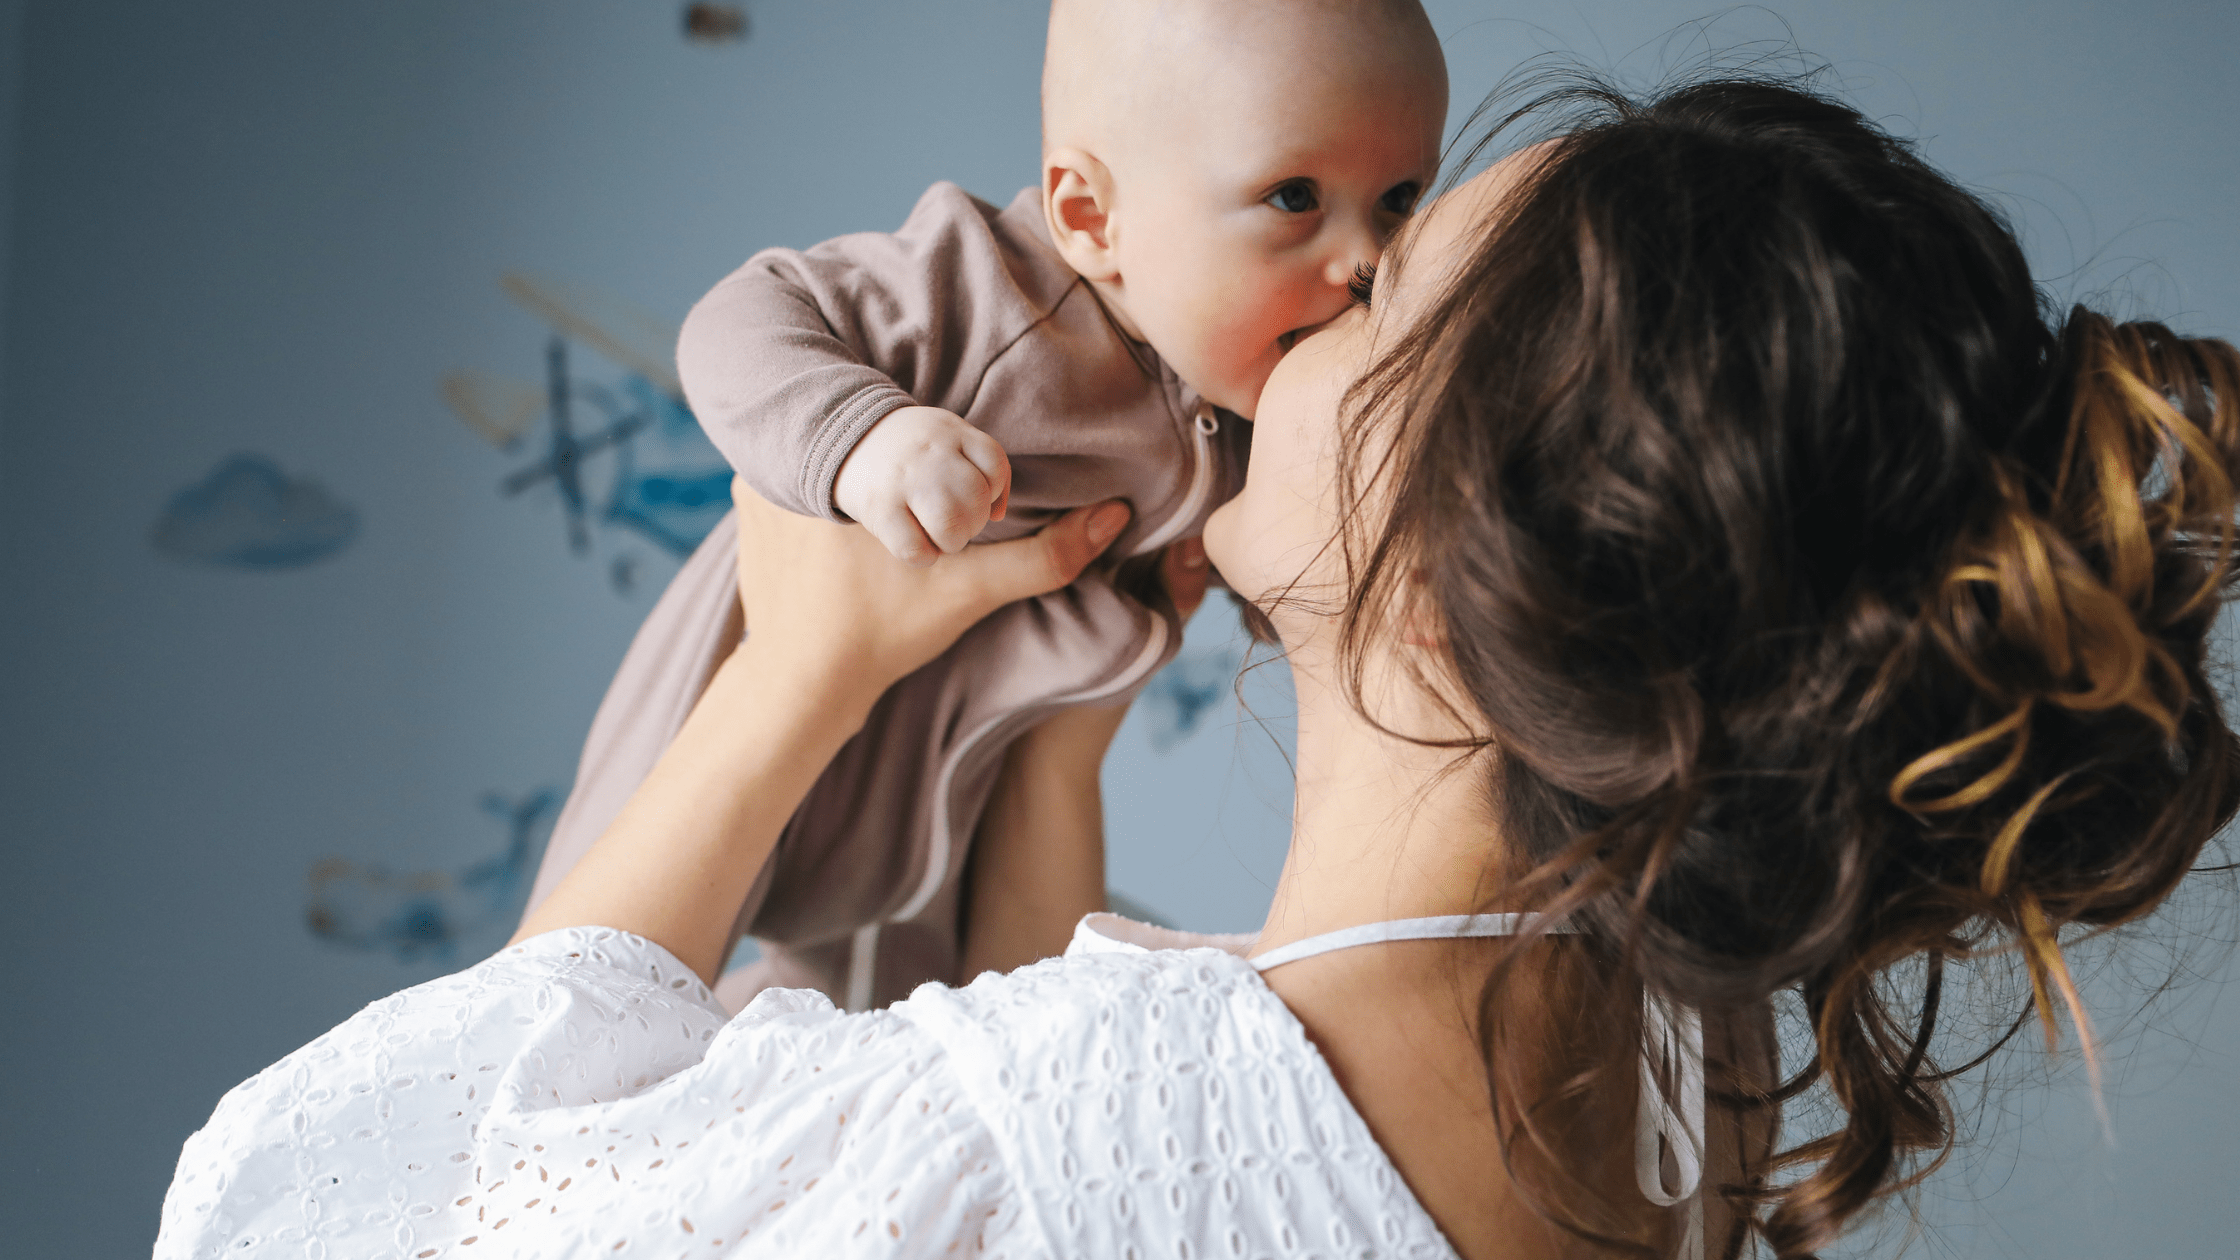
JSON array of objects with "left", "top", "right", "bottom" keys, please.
[
  {"left": 510, "top": 639, "right": 876, "bottom": 983},
  {"left": 960, "top": 543, "right": 1208, "bottom": 975},
  {"left": 509, "top": 492, "right": 1126, "bottom": 985},
  {"left": 960, "top": 704, "right": 1128, "bottom": 976}
]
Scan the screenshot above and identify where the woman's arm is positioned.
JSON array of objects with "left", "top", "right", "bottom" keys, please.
[
  {"left": 508, "top": 640, "right": 865, "bottom": 982},
  {"left": 512, "top": 483, "right": 1132, "bottom": 983},
  {"left": 959, "top": 539, "right": 1213, "bottom": 975},
  {"left": 960, "top": 702, "right": 1127, "bottom": 975}
]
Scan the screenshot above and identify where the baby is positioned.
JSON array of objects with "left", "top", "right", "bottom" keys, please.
[{"left": 524, "top": 0, "right": 1448, "bottom": 1010}]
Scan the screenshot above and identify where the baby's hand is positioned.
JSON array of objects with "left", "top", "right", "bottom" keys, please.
[{"left": 833, "top": 405, "right": 1013, "bottom": 566}]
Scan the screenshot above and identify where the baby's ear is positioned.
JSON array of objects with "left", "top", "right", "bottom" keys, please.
[{"left": 1043, "top": 147, "right": 1120, "bottom": 282}]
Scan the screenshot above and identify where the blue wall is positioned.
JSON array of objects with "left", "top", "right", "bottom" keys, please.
[
  {"left": 0, "top": 0, "right": 22, "bottom": 440},
  {"left": 1, "top": 2, "right": 2235, "bottom": 1256}
]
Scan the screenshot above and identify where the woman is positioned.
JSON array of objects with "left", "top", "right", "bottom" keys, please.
[{"left": 157, "top": 76, "right": 2240, "bottom": 1259}]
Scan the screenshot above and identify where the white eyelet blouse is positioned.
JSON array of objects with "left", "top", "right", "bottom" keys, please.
[{"left": 155, "top": 916, "right": 1461, "bottom": 1259}]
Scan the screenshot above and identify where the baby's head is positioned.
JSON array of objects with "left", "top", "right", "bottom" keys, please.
[{"left": 1041, "top": 0, "right": 1447, "bottom": 418}]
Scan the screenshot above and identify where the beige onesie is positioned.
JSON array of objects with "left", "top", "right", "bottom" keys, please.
[{"left": 523, "top": 182, "right": 1249, "bottom": 1009}]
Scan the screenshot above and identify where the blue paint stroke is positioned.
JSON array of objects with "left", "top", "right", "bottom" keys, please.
[
  {"left": 604, "top": 374, "right": 731, "bottom": 557},
  {"left": 306, "top": 788, "right": 559, "bottom": 961},
  {"left": 500, "top": 340, "right": 643, "bottom": 556},
  {"left": 630, "top": 373, "right": 704, "bottom": 445},
  {"left": 608, "top": 460, "right": 734, "bottom": 558},
  {"left": 151, "top": 453, "right": 359, "bottom": 569},
  {"left": 496, "top": 350, "right": 732, "bottom": 566},
  {"left": 1139, "top": 640, "right": 1245, "bottom": 753}
]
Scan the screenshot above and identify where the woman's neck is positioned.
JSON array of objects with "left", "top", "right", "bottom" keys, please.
[
  {"left": 1255, "top": 641, "right": 1510, "bottom": 954},
  {"left": 1245, "top": 641, "right": 1666, "bottom": 1259}
]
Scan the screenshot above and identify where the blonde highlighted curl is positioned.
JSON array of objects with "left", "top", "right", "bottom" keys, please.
[{"left": 1324, "top": 72, "right": 2240, "bottom": 1257}]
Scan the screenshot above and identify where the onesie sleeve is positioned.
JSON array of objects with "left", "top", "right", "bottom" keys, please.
[{"left": 679, "top": 181, "right": 1055, "bottom": 520}]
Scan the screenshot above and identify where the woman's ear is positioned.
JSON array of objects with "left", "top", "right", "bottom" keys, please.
[{"left": 1043, "top": 147, "right": 1121, "bottom": 282}]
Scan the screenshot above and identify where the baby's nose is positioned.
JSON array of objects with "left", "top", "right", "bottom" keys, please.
[
  {"left": 1321, "top": 225, "right": 1382, "bottom": 288},
  {"left": 1323, "top": 255, "right": 1363, "bottom": 288}
]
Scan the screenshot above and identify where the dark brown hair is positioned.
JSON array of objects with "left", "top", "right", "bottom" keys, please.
[{"left": 1335, "top": 73, "right": 2240, "bottom": 1255}]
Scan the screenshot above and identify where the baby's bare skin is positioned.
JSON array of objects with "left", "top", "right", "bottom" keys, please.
[
  {"left": 834, "top": 405, "right": 1013, "bottom": 563},
  {"left": 833, "top": 0, "right": 1447, "bottom": 566}
]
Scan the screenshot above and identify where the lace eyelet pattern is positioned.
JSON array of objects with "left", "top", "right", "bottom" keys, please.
[{"left": 158, "top": 925, "right": 1456, "bottom": 1258}]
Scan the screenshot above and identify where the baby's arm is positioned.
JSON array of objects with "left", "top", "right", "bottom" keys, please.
[{"left": 677, "top": 183, "right": 1035, "bottom": 564}]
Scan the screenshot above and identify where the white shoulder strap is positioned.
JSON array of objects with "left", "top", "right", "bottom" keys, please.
[
  {"left": 1250, "top": 912, "right": 1705, "bottom": 1259},
  {"left": 1247, "top": 913, "right": 1563, "bottom": 972}
]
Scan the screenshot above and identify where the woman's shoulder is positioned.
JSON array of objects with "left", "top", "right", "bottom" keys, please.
[
  {"left": 896, "top": 913, "right": 1285, "bottom": 1087},
  {"left": 891, "top": 915, "right": 1460, "bottom": 1260},
  {"left": 899, "top": 913, "right": 1267, "bottom": 1055},
  {"left": 159, "top": 929, "right": 1022, "bottom": 1259}
]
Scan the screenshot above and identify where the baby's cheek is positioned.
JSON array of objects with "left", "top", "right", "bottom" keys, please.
[
  {"left": 1165, "top": 260, "right": 1313, "bottom": 412},
  {"left": 1183, "top": 341, "right": 1272, "bottom": 418},
  {"left": 1229, "top": 351, "right": 1287, "bottom": 419},
  {"left": 1200, "top": 300, "right": 1290, "bottom": 388}
]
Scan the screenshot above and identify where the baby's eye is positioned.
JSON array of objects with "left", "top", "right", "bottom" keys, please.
[
  {"left": 1265, "top": 180, "right": 1319, "bottom": 214},
  {"left": 1347, "top": 262, "right": 1377, "bottom": 309},
  {"left": 1379, "top": 181, "right": 1423, "bottom": 216}
]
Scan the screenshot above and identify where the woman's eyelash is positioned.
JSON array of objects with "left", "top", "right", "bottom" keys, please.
[{"left": 1348, "top": 262, "right": 1377, "bottom": 308}]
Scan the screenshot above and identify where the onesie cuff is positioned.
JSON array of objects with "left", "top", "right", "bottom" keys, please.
[{"left": 803, "top": 383, "right": 920, "bottom": 521}]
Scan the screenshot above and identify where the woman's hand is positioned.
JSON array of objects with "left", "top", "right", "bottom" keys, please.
[
  {"left": 731, "top": 478, "right": 1134, "bottom": 716},
  {"left": 512, "top": 487, "right": 1134, "bottom": 982}
]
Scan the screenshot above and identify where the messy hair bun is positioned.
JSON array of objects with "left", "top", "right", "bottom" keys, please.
[{"left": 1342, "top": 74, "right": 2240, "bottom": 1255}]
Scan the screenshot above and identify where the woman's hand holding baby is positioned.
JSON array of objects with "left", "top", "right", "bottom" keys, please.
[
  {"left": 732, "top": 478, "right": 1130, "bottom": 707},
  {"left": 834, "top": 404, "right": 1015, "bottom": 566},
  {"left": 515, "top": 484, "right": 1131, "bottom": 980}
]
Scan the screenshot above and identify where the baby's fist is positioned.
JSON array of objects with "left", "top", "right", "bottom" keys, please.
[{"left": 833, "top": 406, "right": 1013, "bottom": 567}]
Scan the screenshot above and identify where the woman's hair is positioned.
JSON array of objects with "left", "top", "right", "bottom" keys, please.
[{"left": 1337, "top": 72, "right": 2240, "bottom": 1256}]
